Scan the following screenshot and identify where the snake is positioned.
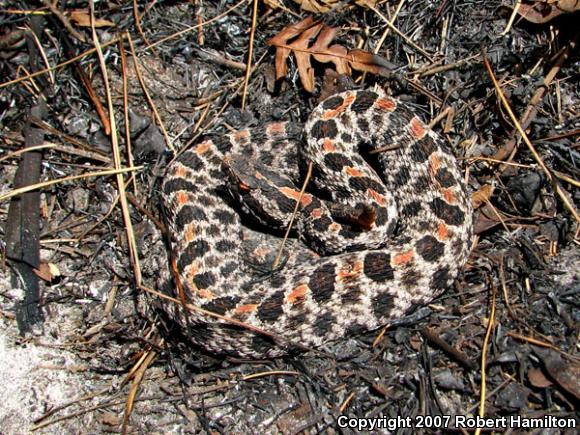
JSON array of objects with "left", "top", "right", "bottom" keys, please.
[{"left": 158, "top": 87, "right": 473, "bottom": 358}]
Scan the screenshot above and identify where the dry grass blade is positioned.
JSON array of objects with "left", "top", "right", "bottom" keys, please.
[
  {"left": 483, "top": 53, "right": 580, "bottom": 227},
  {"left": 241, "top": 0, "right": 259, "bottom": 109},
  {"left": 122, "top": 348, "right": 157, "bottom": 435},
  {"left": 0, "top": 37, "right": 119, "bottom": 90},
  {"left": 474, "top": 278, "right": 497, "bottom": 435},
  {"left": 268, "top": 16, "right": 391, "bottom": 92},
  {"left": 0, "top": 166, "right": 142, "bottom": 202},
  {"left": 90, "top": 9, "right": 142, "bottom": 288}
]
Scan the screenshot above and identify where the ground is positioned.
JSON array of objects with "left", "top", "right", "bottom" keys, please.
[{"left": 0, "top": 1, "right": 579, "bottom": 434}]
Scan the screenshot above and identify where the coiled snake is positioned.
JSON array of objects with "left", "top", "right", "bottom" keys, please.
[{"left": 159, "top": 88, "right": 473, "bottom": 358}]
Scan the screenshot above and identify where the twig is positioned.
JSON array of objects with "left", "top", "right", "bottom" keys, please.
[
  {"left": 483, "top": 53, "right": 580, "bottom": 226},
  {"left": 368, "top": 4, "right": 434, "bottom": 62},
  {"left": 241, "top": 0, "right": 259, "bottom": 110},
  {"left": 0, "top": 38, "right": 119, "bottom": 90},
  {"left": 421, "top": 328, "right": 477, "bottom": 370},
  {"left": 126, "top": 32, "right": 174, "bottom": 153},
  {"left": 145, "top": 0, "right": 249, "bottom": 51},
  {"left": 273, "top": 162, "right": 313, "bottom": 269},
  {"left": 0, "top": 166, "right": 142, "bottom": 202},
  {"left": 90, "top": 5, "right": 142, "bottom": 288},
  {"left": 474, "top": 277, "right": 497, "bottom": 435},
  {"left": 40, "top": 0, "right": 86, "bottom": 42}
]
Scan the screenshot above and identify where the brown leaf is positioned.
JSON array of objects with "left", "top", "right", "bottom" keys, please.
[
  {"left": 471, "top": 184, "right": 494, "bottom": 209},
  {"left": 310, "top": 26, "right": 350, "bottom": 75},
  {"left": 473, "top": 203, "right": 509, "bottom": 234},
  {"left": 292, "top": 0, "right": 377, "bottom": 13},
  {"left": 535, "top": 348, "right": 580, "bottom": 401},
  {"left": 269, "top": 16, "right": 321, "bottom": 85},
  {"left": 513, "top": 0, "right": 580, "bottom": 24},
  {"left": 33, "top": 262, "right": 60, "bottom": 283},
  {"left": 347, "top": 49, "right": 393, "bottom": 75},
  {"left": 291, "top": 23, "right": 325, "bottom": 92},
  {"left": 69, "top": 10, "right": 115, "bottom": 28},
  {"left": 528, "top": 368, "right": 553, "bottom": 388},
  {"left": 268, "top": 17, "right": 392, "bottom": 93}
]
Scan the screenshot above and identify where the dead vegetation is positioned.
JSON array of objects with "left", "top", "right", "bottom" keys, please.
[{"left": 0, "top": 0, "right": 579, "bottom": 433}]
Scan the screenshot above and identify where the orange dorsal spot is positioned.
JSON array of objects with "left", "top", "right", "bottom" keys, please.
[
  {"left": 254, "top": 170, "right": 265, "bottom": 180},
  {"left": 252, "top": 246, "right": 272, "bottom": 258},
  {"left": 266, "top": 122, "right": 286, "bottom": 135},
  {"left": 174, "top": 164, "right": 187, "bottom": 178},
  {"left": 323, "top": 138, "right": 336, "bottom": 152},
  {"left": 338, "top": 261, "right": 363, "bottom": 280},
  {"left": 238, "top": 181, "right": 252, "bottom": 192},
  {"left": 392, "top": 250, "right": 414, "bottom": 266},
  {"left": 344, "top": 166, "right": 364, "bottom": 177},
  {"left": 186, "top": 264, "right": 198, "bottom": 286},
  {"left": 429, "top": 153, "right": 441, "bottom": 173},
  {"left": 376, "top": 97, "right": 397, "bottom": 112},
  {"left": 322, "top": 93, "right": 356, "bottom": 119},
  {"left": 437, "top": 222, "right": 449, "bottom": 240},
  {"left": 287, "top": 284, "right": 309, "bottom": 304},
  {"left": 187, "top": 265, "right": 215, "bottom": 300},
  {"left": 367, "top": 188, "right": 387, "bottom": 206},
  {"left": 233, "top": 304, "right": 258, "bottom": 314},
  {"left": 410, "top": 117, "right": 426, "bottom": 139},
  {"left": 196, "top": 141, "right": 211, "bottom": 154},
  {"left": 279, "top": 187, "right": 313, "bottom": 207},
  {"left": 176, "top": 191, "right": 189, "bottom": 206},
  {"left": 310, "top": 208, "right": 323, "bottom": 219},
  {"left": 300, "top": 194, "right": 313, "bottom": 207},
  {"left": 233, "top": 129, "right": 250, "bottom": 142},
  {"left": 329, "top": 222, "right": 342, "bottom": 232},
  {"left": 185, "top": 223, "right": 196, "bottom": 242},
  {"left": 171, "top": 257, "right": 187, "bottom": 305},
  {"left": 442, "top": 188, "right": 456, "bottom": 204},
  {"left": 197, "top": 288, "right": 216, "bottom": 300}
]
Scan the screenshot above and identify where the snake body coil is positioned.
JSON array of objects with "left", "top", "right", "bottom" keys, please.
[{"left": 160, "top": 88, "right": 473, "bottom": 358}]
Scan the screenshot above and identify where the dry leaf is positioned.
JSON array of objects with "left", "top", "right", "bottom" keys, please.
[
  {"left": 528, "top": 368, "right": 553, "bottom": 388},
  {"left": 70, "top": 10, "right": 115, "bottom": 28},
  {"left": 292, "top": 0, "right": 377, "bottom": 13},
  {"left": 513, "top": 0, "right": 580, "bottom": 23},
  {"left": 473, "top": 203, "right": 510, "bottom": 234},
  {"left": 471, "top": 184, "right": 494, "bottom": 209},
  {"left": 534, "top": 348, "right": 580, "bottom": 401},
  {"left": 34, "top": 262, "right": 60, "bottom": 282},
  {"left": 268, "top": 17, "right": 391, "bottom": 92}
]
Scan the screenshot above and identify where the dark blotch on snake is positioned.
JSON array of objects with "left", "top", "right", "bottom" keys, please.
[
  {"left": 193, "top": 271, "right": 216, "bottom": 289},
  {"left": 322, "top": 95, "right": 344, "bottom": 110},
  {"left": 435, "top": 167, "right": 456, "bottom": 188},
  {"left": 363, "top": 252, "right": 394, "bottom": 282},
  {"left": 372, "top": 291, "right": 395, "bottom": 319},
  {"left": 313, "top": 312, "right": 336, "bottom": 336},
  {"left": 309, "top": 263, "right": 336, "bottom": 303},
  {"left": 202, "top": 296, "right": 242, "bottom": 315},
  {"left": 175, "top": 205, "right": 207, "bottom": 232},
  {"left": 310, "top": 119, "right": 339, "bottom": 140},
  {"left": 416, "top": 235, "right": 445, "bottom": 262},
  {"left": 431, "top": 266, "right": 451, "bottom": 290},
  {"left": 257, "top": 290, "right": 285, "bottom": 323},
  {"left": 431, "top": 198, "right": 465, "bottom": 226},
  {"left": 351, "top": 90, "right": 378, "bottom": 113},
  {"left": 324, "top": 153, "right": 352, "bottom": 172}
]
